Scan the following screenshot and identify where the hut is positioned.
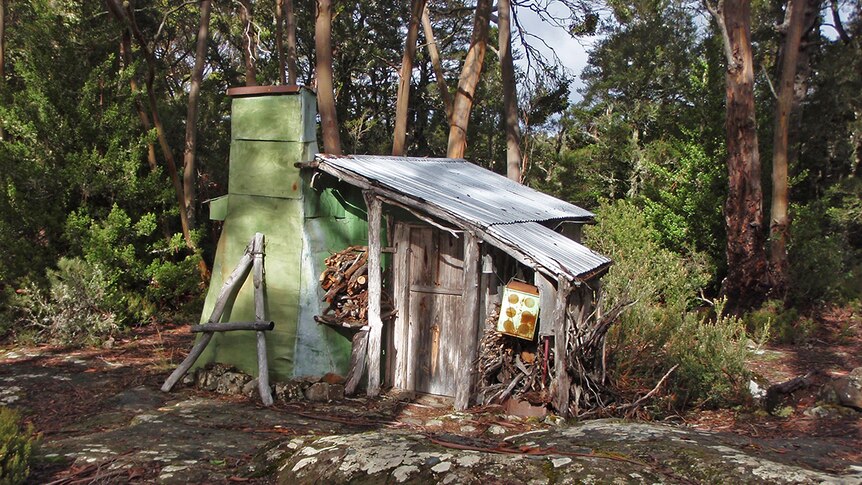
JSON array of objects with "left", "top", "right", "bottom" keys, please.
[{"left": 173, "top": 86, "right": 612, "bottom": 416}]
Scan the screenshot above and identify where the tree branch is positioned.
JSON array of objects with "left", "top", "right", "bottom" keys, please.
[{"left": 702, "top": 0, "right": 738, "bottom": 71}]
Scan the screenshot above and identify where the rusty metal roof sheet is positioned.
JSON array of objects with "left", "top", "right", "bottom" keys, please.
[
  {"left": 311, "top": 154, "right": 610, "bottom": 281},
  {"left": 313, "top": 155, "right": 594, "bottom": 225}
]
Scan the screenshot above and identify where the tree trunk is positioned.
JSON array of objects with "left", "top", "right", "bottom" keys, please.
[
  {"left": 768, "top": 0, "right": 807, "bottom": 296},
  {"left": 0, "top": 0, "right": 5, "bottom": 141},
  {"left": 182, "top": 0, "right": 212, "bottom": 229},
  {"left": 107, "top": 0, "right": 210, "bottom": 280},
  {"left": 315, "top": 0, "right": 342, "bottom": 154},
  {"left": 705, "top": 0, "right": 769, "bottom": 311},
  {"left": 276, "top": 0, "right": 286, "bottom": 84},
  {"left": 120, "top": 31, "right": 157, "bottom": 172},
  {"left": 239, "top": 0, "right": 257, "bottom": 86},
  {"left": 499, "top": 0, "right": 521, "bottom": 182},
  {"left": 286, "top": 0, "right": 298, "bottom": 85},
  {"left": 446, "top": 0, "right": 493, "bottom": 158},
  {"left": 392, "top": 0, "right": 427, "bottom": 156},
  {"left": 422, "top": 7, "right": 452, "bottom": 121}
]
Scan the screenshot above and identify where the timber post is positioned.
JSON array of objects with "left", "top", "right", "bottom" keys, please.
[
  {"left": 455, "top": 233, "right": 481, "bottom": 410},
  {"left": 552, "top": 277, "right": 573, "bottom": 417},
  {"left": 364, "top": 191, "right": 384, "bottom": 396}
]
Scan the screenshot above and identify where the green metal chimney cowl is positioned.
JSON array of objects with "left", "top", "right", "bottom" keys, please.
[{"left": 194, "top": 86, "right": 365, "bottom": 381}]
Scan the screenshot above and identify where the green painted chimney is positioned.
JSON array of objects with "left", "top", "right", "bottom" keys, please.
[{"left": 195, "top": 86, "right": 365, "bottom": 380}]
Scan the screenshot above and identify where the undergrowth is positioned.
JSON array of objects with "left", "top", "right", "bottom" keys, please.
[{"left": 0, "top": 407, "right": 37, "bottom": 485}]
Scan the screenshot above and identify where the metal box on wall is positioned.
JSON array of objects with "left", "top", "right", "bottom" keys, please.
[{"left": 497, "top": 281, "right": 540, "bottom": 340}]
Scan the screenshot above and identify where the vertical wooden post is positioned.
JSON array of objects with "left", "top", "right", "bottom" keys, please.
[
  {"left": 455, "top": 233, "right": 481, "bottom": 410},
  {"left": 252, "top": 233, "right": 273, "bottom": 406},
  {"left": 364, "top": 192, "right": 384, "bottom": 396},
  {"left": 392, "top": 223, "right": 411, "bottom": 390},
  {"left": 552, "top": 277, "right": 572, "bottom": 417}
]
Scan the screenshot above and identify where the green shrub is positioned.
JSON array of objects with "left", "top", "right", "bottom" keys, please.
[
  {"left": 586, "top": 200, "right": 750, "bottom": 409},
  {"left": 0, "top": 407, "right": 37, "bottom": 485},
  {"left": 13, "top": 258, "right": 118, "bottom": 345},
  {"left": 744, "top": 300, "right": 816, "bottom": 345}
]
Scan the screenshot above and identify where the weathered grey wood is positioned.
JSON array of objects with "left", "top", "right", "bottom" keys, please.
[
  {"left": 190, "top": 321, "right": 274, "bottom": 333},
  {"left": 252, "top": 233, "right": 273, "bottom": 407},
  {"left": 535, "top": 272, "right": 556, "bottom": 337},
  {"left": 552, "top": 277, "right": 573, "bottom": 417},
  {"left": 364, "top": 192, "right": 384, "bottom": 397},
  {"left": 161, "top": 332, "right": 214, "bottom": 392},
  {"left": 409, "top": 284, "right": 463, "bottom": 296},
  {"left": 345, "top": 329, "right": 369, "bottom": 395},
  {"left": 162, "top": 238, "right": 257, "bottom": 392},
  {"left": 392, "top": 223, "right": 411, "bottom": 390},
  {"left": 455, "top": 232, "right": 481, "bottom": 410}
]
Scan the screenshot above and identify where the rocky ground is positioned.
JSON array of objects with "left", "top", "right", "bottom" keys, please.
[{"left": 0, "top": 314, "right": 860, "bottom": 484}]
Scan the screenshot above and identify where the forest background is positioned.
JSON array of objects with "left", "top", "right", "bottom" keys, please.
[{"left": 0, "top": 0, "right": 859, "bottom": 411}]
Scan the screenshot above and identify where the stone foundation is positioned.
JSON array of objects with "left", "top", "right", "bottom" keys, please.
[{"left": 188, "top": 363, "right": 346, "bottom": 403}]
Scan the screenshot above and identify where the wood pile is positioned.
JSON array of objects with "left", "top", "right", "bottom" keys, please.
[
  {"left": 477, "top": 305, "right": 551, "bottom": 406},
  {"left": 314, "top": 246, "right": 394, "bottom": 329}
]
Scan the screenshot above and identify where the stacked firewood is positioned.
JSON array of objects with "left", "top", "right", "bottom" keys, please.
[
  {"left": 476, "top": 305, "right": 551, "bottom": 406},
  {"left": 314, "top": 246, "right": 394, "bottom": 329}
]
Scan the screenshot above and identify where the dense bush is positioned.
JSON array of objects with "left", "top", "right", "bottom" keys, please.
[
  {"left": 586, "top": 200, "right": 750, "bottom": 409},
  {"left": 0, "top": 407, "right": 36, "bottom": 485}
]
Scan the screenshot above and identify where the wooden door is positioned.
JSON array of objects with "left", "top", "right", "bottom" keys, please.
[{"left": 393, "top": 224, "right": 464, "bottom": 396}]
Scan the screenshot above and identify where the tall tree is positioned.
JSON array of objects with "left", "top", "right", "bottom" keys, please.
[
  {"left": 392, "top": 0, "right": 427, "bottom": 156},
  {"left": 286, "top": 0, "right": 298, "bottom": 84},
  {"left": 422, "top": 7, "right": 452, "bottom": 121},
  {"left": 768, "top": 0, "right": 808, "bottom": 295},
  {"left": 315, "top": 0, "right": 341, "bottom": 154},
  {"left": 276, "top": 0, "right": 286, "bottom": 84},
  {"left": 182, "top": 0, "right": 212, "bottom": 228},
  {"left": 0, "top": 0, "right": 5, "bottom": 141},
  {"left": 119, "top": 30, "right": 158, "bottom": 172},
  {"left": 239, "top": 0, "right": 257, "bottom": 86},
  {"left": 703, "top": 0, "right": 769, "bottom": 310},
  {"left": 499, "top": 0, "right": 522, "bottom": 181},
  {"left": 106, "top": 0, "right": 209, "bottom": 280},
  {"left": 446, "top": 0, "right": 493, "bottom": 158}
]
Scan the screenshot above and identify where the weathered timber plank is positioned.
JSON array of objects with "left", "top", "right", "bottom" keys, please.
[
  {"left": 392, "top": 223, "right": 411, "bottom": 389},
  {"left": 454, "top": 233, "right": 481, "bottom": 410},
  {"left": 364, "top": 192, "right": 384, "bottom": 397},
  {"left": 552, "top": 277, "right": 573, "bottom": 417}
]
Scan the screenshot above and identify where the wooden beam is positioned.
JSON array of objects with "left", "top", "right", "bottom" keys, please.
[
  {"left": 454, "top": 233, "right": 481, "bottom": 410},
  {"left": 190, "top": 321, "right": 274, "bottom": 333},
  {"left": 252, "top": 233, "right": 274, "bottom": 406},
  {"left": 364, "top": 192, "right": 384, "bottom": 396},
  {"left": 552, "top": 277, "right": 572, "bottom": 417}
]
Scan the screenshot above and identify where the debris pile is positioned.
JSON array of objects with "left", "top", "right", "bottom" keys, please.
[{"left": 314, "top": 246, "right": 394, "bottom": 328}]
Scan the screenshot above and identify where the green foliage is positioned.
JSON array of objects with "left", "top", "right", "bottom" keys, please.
[
  {"left": 13, "top": 258, "right": 118, "bottom": 345},
  {"left": 787, "top": 179, "right": 862, "bottom": 305},
  {"left": 586, "top": 201, "right": 750, "bottom": 409},
  {"left": 0, "top": 407, "right": 37, "bottom": 485},
  {"left": 744, "top": 300, "right": 816, "bottom": 345}
]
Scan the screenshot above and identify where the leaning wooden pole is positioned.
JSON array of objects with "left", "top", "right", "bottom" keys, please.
[
  {"left": 364, "top": 192, "right": 384, "bottom": 396},
  {"left": 252, "top": 233, "right": 274, "bottom": 406},
  {"left": 161, "top": 239, "right": 256, "bottom": 392}
]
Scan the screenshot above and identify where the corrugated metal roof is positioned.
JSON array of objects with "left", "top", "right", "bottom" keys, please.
[
  {"left": 312, "top": 154, "right": 611, "bottom": 281},
  {"left": 486, "top": 222, "right": 611, "bottom": 280},
  {"left": 314, "top": 155, "right": 594, "bottom": 226}
]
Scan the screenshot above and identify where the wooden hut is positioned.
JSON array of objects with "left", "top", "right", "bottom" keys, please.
[{"left": 303, "top": 155, "right": 612, "bottom": 415}]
